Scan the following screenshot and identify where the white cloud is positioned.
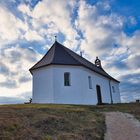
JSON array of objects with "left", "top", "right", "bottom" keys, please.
[
  {"left": 76, "top": 1, "right": 140, "bottom": 66},
  {"left": 0, "top": 0, "right": 80, "bottom": 102},
  {"left": 0, "top": 45, "right": 42, "bottom": 98},
  {"left": 24, "top": 30, "right": 44, "bottom": 41},
  {"left": 0, "top": 5, "right": 28, "bottom": 43},
  {"left": 18, "top": 3, "right": 32, "bottom": 16},
  {"left": 0, "top": 0, "right": 140, "bottom": 103},
  {"left": 18, "top": 0, "right": 79, "bottom": 47},
  {"left": 125, "top": 53, "right": 140, "bottom": 69},
  {"left": 76, "top": 1, "right": 124, "bottom": 57},
  {"left": 75, "top": 1, "right": 140, "bottom": 102}
]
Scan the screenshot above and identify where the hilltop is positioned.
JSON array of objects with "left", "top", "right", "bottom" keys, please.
[{"left": 0, "top": 103, "right": 140, "bottom": 140}]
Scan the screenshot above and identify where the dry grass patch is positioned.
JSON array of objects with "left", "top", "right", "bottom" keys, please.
[
  {"left": 1, "top": 103, "right": 139, "bottom": 140},
  {"left": 0, "top": 104, "right": 105, "bottom": 140}
]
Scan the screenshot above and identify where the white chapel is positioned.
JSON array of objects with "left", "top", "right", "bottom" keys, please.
[{"left": 30, "top": 40, "right": 120, "bottom": 105}]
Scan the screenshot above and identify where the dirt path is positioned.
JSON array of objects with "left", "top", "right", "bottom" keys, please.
[{"left": 105, "top": 112, "right": 140, "bottom": 140}]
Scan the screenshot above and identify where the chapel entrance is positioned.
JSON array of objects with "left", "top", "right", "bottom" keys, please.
[{"left": 96, "top": 85, "right": 102, "bottom": 105}]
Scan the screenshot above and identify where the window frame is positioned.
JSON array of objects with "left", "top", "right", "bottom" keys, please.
[
  {"left": 88, "top": 76, "right": 92, "bottom": 89},
  {"left": 64, "top": 72, "right": 71, "bottom": 86}
]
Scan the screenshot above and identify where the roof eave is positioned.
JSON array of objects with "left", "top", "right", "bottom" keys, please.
[
  {"left": 110, "top": 78, "right": 120, "bottom": 83},
  {"left": 29, "top": 63, "right": 120, "bottom": 83}
]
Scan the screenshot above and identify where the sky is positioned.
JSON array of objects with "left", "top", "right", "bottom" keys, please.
[{"left": 0, "top": 0, "right": 140, "bottom": 104}]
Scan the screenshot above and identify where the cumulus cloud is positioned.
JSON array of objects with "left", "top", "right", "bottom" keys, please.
[
  {"left": 24, "top": 30, "right": 44, "bottom": 41},
  {"left": 0, "top": 0, "right": 140, "bottom": 103},
  {"left": 0, "top": 5, "right": 29, "bottom": 43},
  {"left": 75, "top": 1, "right": 140, "bottom": 102},
  {"left": 0, "top": 79, "right": 17, "bottom": 89},
  {"left": 76, "top": 1, "right": 124, "bottom": 57},
  {"left": 18, "top": 75, "right": 31, "bottom": 83},
  {"left": 18, "top": 0, "right": 80, "bottom": 48},
  {"left": 120, "top": 73, "right": 140, "bottom": 102},
  {"left": 0, "top": 44, "right": 42, "bottom": 98},
  {"left": 18, "top": 3, "right": 32, "bottom": 16}
]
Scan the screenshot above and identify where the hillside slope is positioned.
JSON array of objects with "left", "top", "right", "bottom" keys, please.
[
  {"left": 0, "top": 103, "right": 140, "bottom": 140},
  {"left": 0, "top": 104, "right": 105, "bottom": 140}
]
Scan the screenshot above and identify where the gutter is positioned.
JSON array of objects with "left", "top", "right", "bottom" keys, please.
[{"left": 109, "top": 79, "right": 113, "bottom": 104}]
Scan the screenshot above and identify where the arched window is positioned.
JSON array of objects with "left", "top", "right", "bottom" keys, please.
[
  {"left": 64, "top": 72, "right": 70, "bottom": 86},
  {"left": 88, "top": 76, "right": 92, "bottom": 89}
]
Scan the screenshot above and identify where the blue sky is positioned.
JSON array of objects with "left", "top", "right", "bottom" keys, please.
[{"left": 0, "top": 0, "right": 140, "bottom": 104}]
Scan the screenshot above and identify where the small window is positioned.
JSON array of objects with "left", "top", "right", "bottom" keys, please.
[
  {"left": 112, "top": 86, "right": 115, "bottom": 93},
  {"left": 88, "top": 76, "right": 92, "bottom": 89},
  {"left": 64, "top": 72, "right": 70, "bottom": 86}
]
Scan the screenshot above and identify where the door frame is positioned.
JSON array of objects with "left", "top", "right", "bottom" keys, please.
[{"left": 96, "top": 85, "right": 102, "bottom": 105}]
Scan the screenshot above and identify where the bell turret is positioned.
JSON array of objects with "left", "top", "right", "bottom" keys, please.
[{"left": 95, "top": 56, "right": 102, "bottom": 67}]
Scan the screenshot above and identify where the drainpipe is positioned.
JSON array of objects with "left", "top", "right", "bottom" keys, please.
[{"left": 109, "top": 80, "right": 113, "bottom": 104}]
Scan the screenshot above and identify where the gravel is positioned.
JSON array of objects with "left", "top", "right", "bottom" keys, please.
[{"left": 105, "top": 112, "right": 140, "bottom": 140}]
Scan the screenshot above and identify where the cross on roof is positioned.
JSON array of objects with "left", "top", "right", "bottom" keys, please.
[{"left": 55, "top": 35, "right": 57, "bottom": 41}]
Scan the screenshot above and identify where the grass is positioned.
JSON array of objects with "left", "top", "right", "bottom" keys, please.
[
  {"left": 94, "top": 103, "right": 140, "bottom": 120},
  {"left": 0, "top": 104, "right": 105, "bottom": 140},
  {"left": 0, "top": 103, "right": 140, "bottom": 140}
]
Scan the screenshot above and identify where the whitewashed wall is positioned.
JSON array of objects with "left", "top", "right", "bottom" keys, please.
[
  {"left": 110, "top": 80, "right": 121, "bottom": 103},
  {"left": 32, "top": 65, "right": 120, "bottom": 104},
  {"left": 32, "top": 66, "right": 54, "bottom": 103}
]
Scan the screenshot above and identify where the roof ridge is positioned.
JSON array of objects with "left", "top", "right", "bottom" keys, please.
[
  {"left": 64, "top": 46, "right": 94, "bottom": 66},
  {"left": 62, "top": 45, "right": 119, "bottom": 82},
  {"left": 63, "top": 45, "right": 98, "bottom": 69},
  {"left": 51, "top": 42, "right": 57, "bottom": 63}
]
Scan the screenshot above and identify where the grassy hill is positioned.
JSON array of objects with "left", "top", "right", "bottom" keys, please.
[{"left": 0, "top": 103, "right": 140, "bottom": 140}]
